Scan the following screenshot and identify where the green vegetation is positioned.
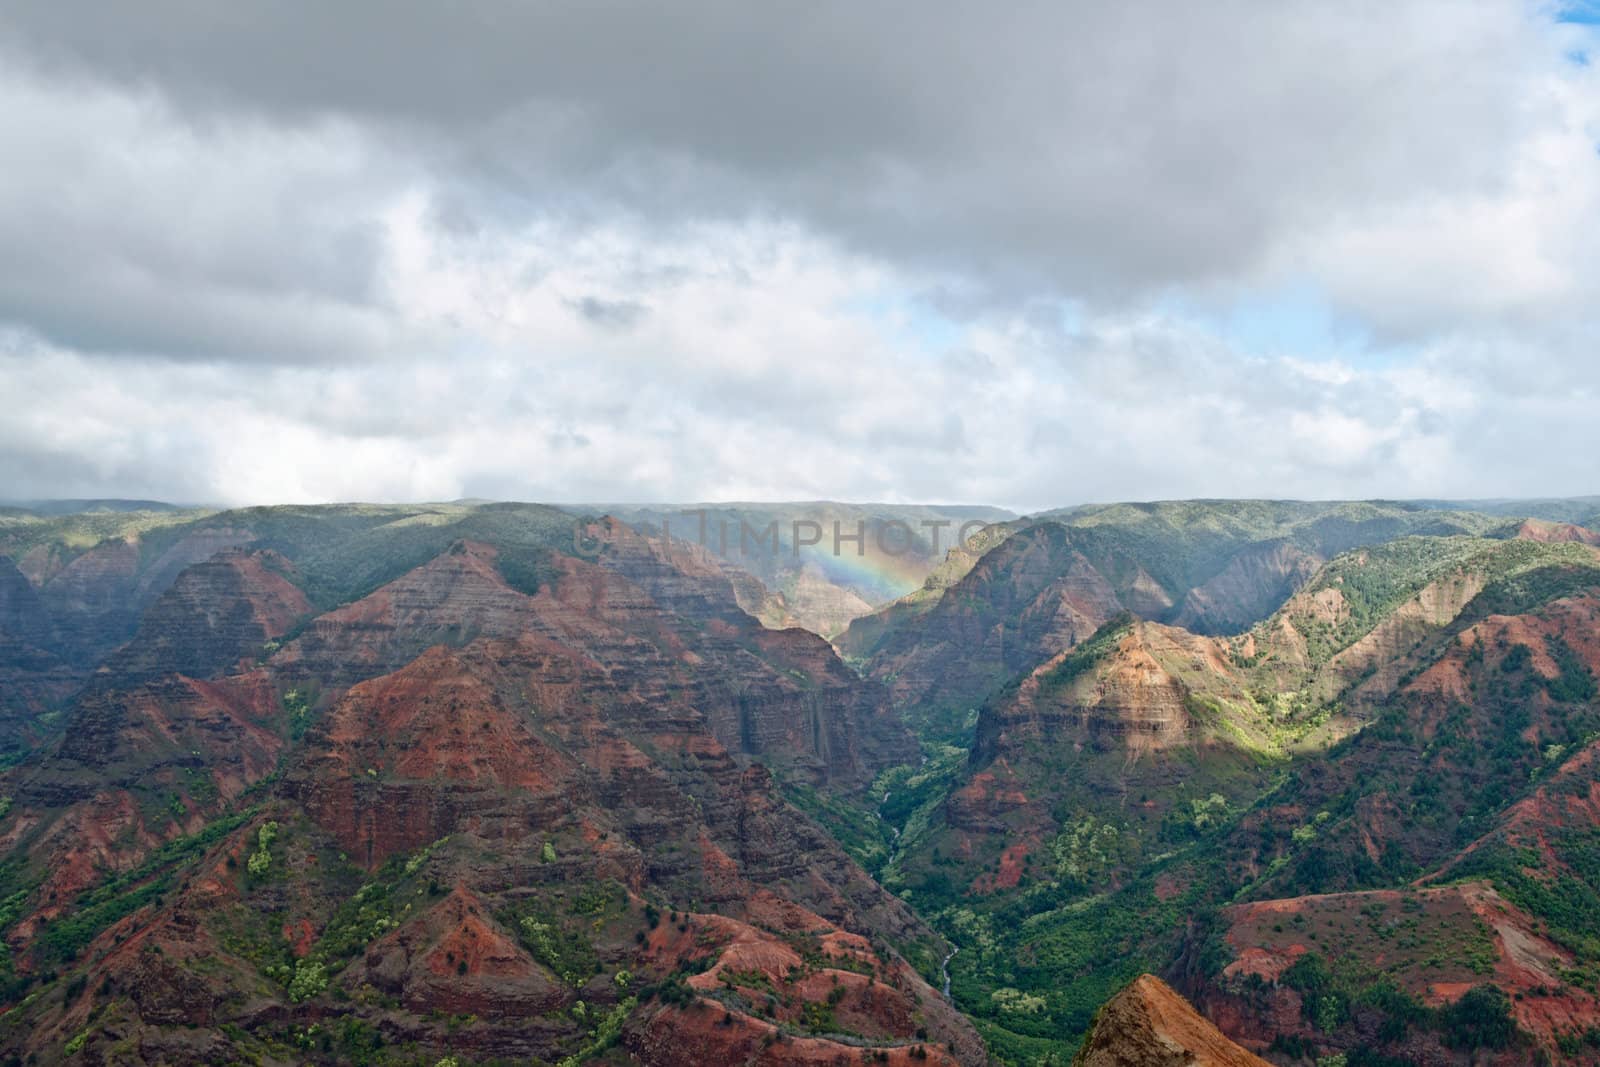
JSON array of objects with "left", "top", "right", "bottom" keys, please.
[
  {"left": 556, "top": 995, "right": 636, "bottom": 1067},
  {"left": 1039, "top": 500, "right": 1500, "bottom": 610},
  {"left": 28, "top": 807, "right": 258, "bottom": 967},
  {"left": 1268, "top": 537, "right": 1600, "bottom": 672},
  {"left": 870, "top": 529, "right": 1600, "bottom": 1061},
  {"left": 283, "top": 688, "right": 314, "bottom": 740},
  {"left": 503, "top": 883, "right": 632, "bottom": 988},
  {"left": 287, "top": 958, "right": 329, "bottom": 1003},
  {"left": 3, "top": 501, "right": 590, "bottom": 619},
  {"left": 1259, "top": 953, "right": 1518, "bottom": 1057},
  {"left": 780, "top": 779, "right": 897, "bottom": 876},
  {"left": 1451, "top": 828, "right": 1600, "bottom": 985},
  {"left": 0, "top": 506, "right": 213, "bottom": 561},
  {"left": 247, "top": 820, "right": 279, "bottom": 877},
  {"left": 1547, "top": 633, "right": 1598, "bottom": 703},
  {"left": 1034, "top": 613, "right": 1137, "bottom": 695},
  {"left": 1439, "top": 984, "right": 1517, "bottom": 1050}
]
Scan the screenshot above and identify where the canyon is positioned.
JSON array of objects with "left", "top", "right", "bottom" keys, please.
[{"left": 0, "top": 498, "right": 1598, "bottom": 1063}]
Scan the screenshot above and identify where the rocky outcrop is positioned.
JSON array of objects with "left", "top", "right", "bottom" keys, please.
[
  {"left": 5, "top": 669, "right": 287, "bottom": 918},
  {"left": 282, "top": 632, "right": 932, "bottom": 947},
  {"left": 285, "top": 639, "right": 593, "bottom": 868},
  {"left": 1074, "top": 975, "right": 1269, "bottom": 1067},
  {"left": 357, "top": 885, "right": 569, "bottom": 1016},
  {"left": 1196, "top": 879, "right": 1593, "bottom": 1060},
  {"left": 37, "top": 538, "right": 141, "bottom": 657},
  {"left": 0, "top": 550, "right": 310, "bottom": 892},
  {"left": 4, "top": 617, "right": 970, "bottom": 1064},
  {"left": 972, "top": 621, "right": 1265, "bottom": 767}
]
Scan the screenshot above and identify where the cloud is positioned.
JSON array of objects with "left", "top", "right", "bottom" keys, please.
[
  {"left": 4, "top": 1, "right": 1592, "bottom": 304},
  {"left": 0, "top": 3, "right": 1597, "bottom": 507},
  {"left": 568, "top": 296, "right": 649, "bottom": 331},
  {"left": 0, "top": 70, "right": 415, "bottom": 361}
]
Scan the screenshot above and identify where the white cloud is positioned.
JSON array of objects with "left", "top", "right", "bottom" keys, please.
[{"left": 0, "top": 3, "right": 1598, "bottom": 508}]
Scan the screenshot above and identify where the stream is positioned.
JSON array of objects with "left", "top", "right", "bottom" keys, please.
[{"left": 940, "top": 946, "right": 958, "bottom": 999}]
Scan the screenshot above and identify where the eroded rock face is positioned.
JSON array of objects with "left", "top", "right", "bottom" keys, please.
[
  {"left": 106, "top": 548, "right": 311, "bottom": 680},
  {"left": 357, "top": 886, "right": 569, "bottom": 1017},
  {"left": 973, "top": 628, "right": 1193, "bottom": 765},
  {"left": 1074, "top": 975, "right": 1270, "bottom": 1067},
  {"left": 930, "top": 619, "right": 1277, "bottom": 897},
  {"left": 0, "top": 518, "right": 964, "bottom": 1065},
  {"left": 1513, "top": 518, "right": 1600, "bottom": 546},
  {"left": 1195, "top": 877, "right": 1600, "bottom": 1060},
  {"left": 971, "top": 622, "right": 1252, "bottom": 767},
  {"left": 625, "top": 896, "right": 980, "bottom": 1067},
  {"left": 286, "top": 638, "right": 593, "bottom": 868},
  {"left": 279, "top": 534, "right": 912, "bottom": 786},
  {"left": 37, "top": 528, "right": 258, "bottom": 662},
  {"left": 6, "top": 624, "right": 971, "bottom": 1065},
  {"left": 863, "top": 524, "right": 1127, "bottom": 713},
  {"left": 0, "top": 530, "right": 266, "bottom": 758},
  {"left": 282, "top": 632, "right": 930, "bottom": 946},
  {"left": 38, "top": 539, "right": 141, "bottom": 655},
  {"left": 1184, "top": 592, "right": 1600, "bottom": 1060}
]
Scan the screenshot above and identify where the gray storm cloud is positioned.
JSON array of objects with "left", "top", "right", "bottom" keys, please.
[
  {"left": 0, "top": 2, "right": 1596, "bottom": 506},
  {"left": 0, "top": 2, "right": 1561, "bottom": 300}
]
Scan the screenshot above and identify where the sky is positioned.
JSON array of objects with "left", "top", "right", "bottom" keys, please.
[{"left": 1, "top": 2, "right": 1598, "bottom": 512}]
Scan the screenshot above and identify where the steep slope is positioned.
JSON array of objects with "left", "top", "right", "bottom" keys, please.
[
  {"left": 0, "top": 518, "right": 910, "bottom": 939},
  {"left": 1168, "top": 540, "right": 1322, "bottom": 636},
  {"left": 0, "top": 555, "right": 75, "bottom": 759},
  {"left": 102, "top": 548, "right": 311, "bottom": 680},
  {"left": 1073, "top": 975, "right": 1269, "bottom": 1067},
  {"left": 876, "top": 617, "right": 1285, "bottom": 1059},
  {"left": 834, "top": 520, "right": 1018, "bottom": 662},
  {"left": 843, "top": 502, "right": 1505, "bottom": 732},
  {"left": 0, "top": 550, "right": 316, "bottom": 926},
  {"left": 1509, "top": 517, "right": 1600, "bottom": 546},
  {"left": 1197, "top": 883, "right": 1576, "bottom": 1062},
  {"left": 36, "top": 526, "right": 258, "bottom": 662},
  {"left": 0, "top": 554, "right": 51, "bottom": 649},
  {"left": 1238, "top": 536, "right": 1600, "bottom": 728},
  {"left": 280, "top": 526, "right": 913, "bottom": 784},
  {"left": 0, "top": 512, "right": 956, "bottom": 1065},
  {"left": 942, "top": 616, "right": 1280, "bottom": 887},
  {"left": 854, "top": 523, "right": 1128, "bottom": 724},
  {"left": 872, "top": 532, "right": 1600, "bottom": 1063},
  {"left": 0, "top": 630, "right": 977, "bottom": 1065},
  {"left": 1183, "top": 586, "right": 1600, "bottom": 1061}
]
